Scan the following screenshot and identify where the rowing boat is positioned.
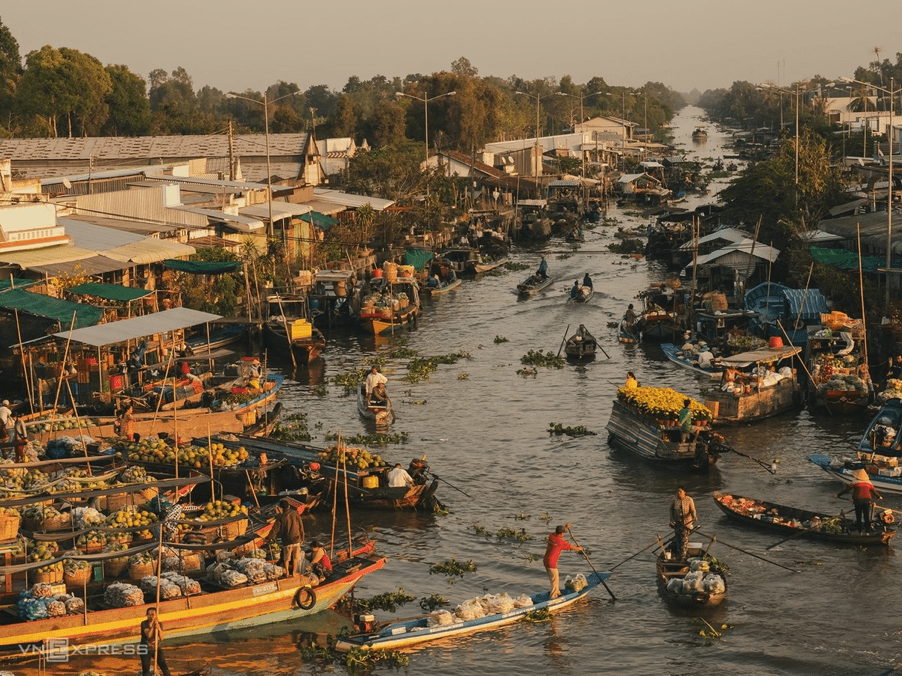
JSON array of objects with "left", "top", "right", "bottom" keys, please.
[
  {"left": 357, "top": 383, "right": 394, "bottom": 425},
  {"left": 809, "top": 452, "right": 902, "bottom": 497},
  {"left": 712, "top": 490, "right": 895, "bottom": 546},
  {"left": 661, "top": 343, "right": 723, "bottom": 379},
  {"left": 517, "top": 274, "right": 554, "bottom": 296},
  {"left": 656, "top": 544, "right": 727, "bottom": 609},
  {"left": 564, "top": 325, "right": 597, "bottom": 362},
  {"left": 334, "top": 571, "right": 608, "bottom": 651}
]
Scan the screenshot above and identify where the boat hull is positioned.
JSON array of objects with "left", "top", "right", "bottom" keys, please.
[
  {"left": 706, "top": 377, "right": 800, "bottom": 424},
  {"left": 810, "top": 453, "right": 902, "bottom": 496},
  {"left": 426, "top": 278, "right": 462, "bottom": 296},
  {"left": 357, "top": 383, "right": 394, "bottom": 425},
  {"left": 656, "top": 547, "right": 725, "bottom": 609},
  {"left": 661, "top": 343, "right": 722, "bottom": 379},
  {"left": 517, "top": 276, "right": 554, "bottom": 296},
  {"left": 264, "top": 323, "right": 325, "bottom": 365},
  {"left": 359, "top": 306, "right": 418, "bottom": 335}
]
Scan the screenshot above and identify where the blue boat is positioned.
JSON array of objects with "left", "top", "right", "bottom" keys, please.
[
  {"left": 334, "top": 571, "right": 609, "bottom": 652},
  {"left": 858, "top": 399, "right": 902, "bottom": 454},
  {"left": 810, "top": 452, "right": 902, "bottom": 497},
  {"left": 661, "top": 343, "right": 723, "bottom": 379}
]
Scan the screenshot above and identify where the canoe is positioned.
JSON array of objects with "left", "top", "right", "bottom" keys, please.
[
  {"left": 661, "top": 343, "right": 723, "bottom": 380},
  {"left": 357, "top": 383, "right": 394, "bottom": 425},
  {"left": 473, "top": 256, "right": 509, "bottom": 274},
  {"left": 809, "top": 452, "right": 902, "bottom": 497},
  {"left": 517, "top": 275, "right": 554, "bottom": 296},
  {"left": 334, "top": 571, "right": 609, "bottom": 652},
  {"left": 0, "top": 541, "right": 384, "bottom": 656},
  {"left": 426, "top": 277, "right": 462, "bottom": 296},
  {"left": 564, "top": 326, "right": 597, "bottom": 362},
  {"left": 568, "top": 286, "right": 594, "bottom": 303},
  {"left": 656, "top": 545, "right": 727, "bottom": 609},
  {"left": 713, "top": 491, "right": 895, "bottom": 546}
]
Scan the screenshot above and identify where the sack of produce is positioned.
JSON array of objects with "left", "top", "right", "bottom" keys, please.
[
  {"left": 703, "top": 574, "right": 725, "bottom": 594},
  {"left": 494, "top": 593, "right": 515, "bottom": 614},
  {"left": 104, "top": 582, "right": 145, "bottom": 608},
  {"left": 218, "top": 569, "right": 248, "bottom": 587},
  {"left": 162, "top": 572, "right": 201, "bottom": 596},
  {"left": 682, "top": 571, "right": 704, "bottom": 594},
  {"left": 689, "top": 559, "right": 710, "bottom": 573},
  {"left": 17, "top": 597, "right": 49, "bottom": 621},
  {"left": 427, "top": 610, "right": 454, "bottom": 627},
  {"left": 666, "top": 578, "right": 683, "bottom": 595},
  {"left": 30, "top": 583, "right": 53, "bottom": 599},
  {"left": 513, "top": 594, "right": 533, "bottom": 608},
  {"left": 46, "top": 599, "right": 66, "bottom": 617},
  {"left": 454, "top": 601, "right": 482, "bottom": 621},
  {"left": 64, "top": 596, "right": 85, "bottom": 614},
  {"left": 564, "top": 574, "right": 588, "bottom": 592},
  {"left": 263, "top": 563, "right": 285, "bottom": 581}
]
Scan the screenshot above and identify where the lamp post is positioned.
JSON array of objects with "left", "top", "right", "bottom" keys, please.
[
  {"left": 840, "top": 76, "right": 900, "bottom": 307},
  {"left": 226, "top": 90, "right": 302, "bottom": 238},
  {"left": 395, "top": 90, "right": 457, "bottom": 166},
  {"left": 757, "top": 83, "right": 805, "bottom": 198},
  {"left": 515, "top": 90, "right": 549, "bottom": 177},
  {"left": 555, "top": 90, "right": 606, "bottom": 176}
]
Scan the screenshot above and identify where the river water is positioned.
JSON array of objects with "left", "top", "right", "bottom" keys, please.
[{"left": 73, "top": 107, "right": 900, "bottom": 676}]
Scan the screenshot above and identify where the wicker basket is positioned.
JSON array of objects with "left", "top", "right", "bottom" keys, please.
[
  {"left": 33, "top": 568, "right": 63, "bottom": 584},
  {"left": 170, "top": 551, "right": 204, "bottom": 574},
  {"left": 105, "top": 492, "right": 132, "bottom": 512},
  {"left": 221, "top": 518, "right": 248, "bottom": 540},
  {"left": 0, "top": 515, "right": 20, "bottom": 541},
  {"left": 64, "top": 567, "right": 92, "bottom": 589},
  {"left": 42, "top": 513, "right": 72, "bottom": 532},
  {"left": 105, "top": 557, "right": 128, "bottom": 578},
  {"left": 128, "top": 561, "right": 155, "bottom": 581}
]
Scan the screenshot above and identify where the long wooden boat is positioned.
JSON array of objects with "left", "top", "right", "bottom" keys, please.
[
  {"left": 605, "top": 397, "right": 727, "bottom": 471},
  {"left": 656, "top": 545, "right": 726, "bottom": 609},
  {"left": 661, "top": 343, "right": 723, "bottom": 380},
  {"left": 618, "top": 320, "right": 639, "bottom": 344},
  {"left": 425, "top": 277, "right": 462, "bottom": 296},
  {"left": 264, "top": 319, "right": 326, "bottom": 365},
  {"left": 358, "top": 279, "right": 420, "bottom": 335},
  {"left": 564, "top": 326, "right": 597, "bottom": 362},
  {"left": 712, "top": 491, "right": 895, "bottom": 546},
  {"left": 567, "top": 285, "right": 593, "bottom": 303},
  {"left": 334, "top": 571, "right": 608, "bottom": 652},
  {"left": 857, "top": 399, "right": 902, "bottom": 454},
  {"left": 185, "top": 323, "right": 247, "bottom": 355},
  {"left": 804, "top": 330, "right": 870, "bottom": 414},
  {"left": 692, "top": 127, "right": 708, "bottom": 140},
  {"left": 0, "top": 541, "right": 385, "bottom": 657},
  {"left": 473, "top": 255, "right": 509, "bottom": 274},
  {"left": 516, "top": 274, "right": 554, "bottom": 296},
  {"left": 357, "top": 383, "right": 394, "bottom": 425},
  {"left": 809, "top": 452, "right": 902, "bottom": 497},
  {"left": 702, "top": 346, "right": 802, "bottom": 424}
]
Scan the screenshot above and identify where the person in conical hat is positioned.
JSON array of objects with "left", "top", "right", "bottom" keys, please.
[
  {"left": 851, "top": 468, "right": 872, "bottom": 483},
  {"left": 837, "top": 470, "right": 881, "bottom": 533}
]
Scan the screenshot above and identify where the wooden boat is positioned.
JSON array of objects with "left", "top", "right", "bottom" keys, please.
[
  {"left": 692, "top": 127, "right": 708, "bottom": 140},
  {"left": 661, "top": 343, "right": 723, "bottom": 380},
  {"left": 264, "top": 319, "right": 326, "bottom": 365},
  {"left": 618, "top": 328, "right": 638, "bottom": 344},
  {"left": 309, "top": 269, "right": 362, "bottom": 330},
  {"left": 856, "top": 399, "right": 902, "bottom": 454},
  {"left": 564, "top": 325, "right": 597, "bottom": 362},
  {"left": 206, "top": 434, "right": 441, "bottom": 511},
  {"left": 713, "top": 491, "right": 895, "bottom": 546},
  {"left": 185, "top": 322, "right": 247, "bottom": 355},
  {"left": 334, "top": 571, "right": 609, "bottom": 652},
  {"left": 358, "top": 278, "right": 420, "bottom": 335},
  {"left": 809, "top": 452, "right": 902, "bottom": 497},
  {"left": 357, "top": 382, "right": 394, "bottom": 425},
  {"left": 516, "top": 200, "right": 552, "bottom": 240},
  {"left": 473, "top": 254, "right": 510, "bottom": 274},
  {"left": 605, "top": 391, "right": 729, "bottom": 471},
  {"left": 0, "top": 541, "right": 385, "bottom": 657},
  {"left": 568, "top": 284, "right": 593, "bottom": 303},
  {"left": 517, "top": 274, "right": 554, "bottom": 296},
  {"left": 656, "top": 544, "right": 726, "bottom": 609},
  {"left": 565, "top": 229, "right": 585, "bottom": 243},
  {"left": 702, "top": 345, "right": 802, "bottom": 424},
  {"left": 804, "top": 329, "right": 870, "bottom": 414},
  {"left": 425, "top": 276, "right": 462, "bottom": 296}
]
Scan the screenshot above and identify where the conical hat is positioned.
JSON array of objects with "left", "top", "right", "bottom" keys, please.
[{"left": 852, "top": 469, "right": 872, "bottom": 483}]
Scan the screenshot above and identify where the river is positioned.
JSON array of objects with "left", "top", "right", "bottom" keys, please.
[{"left": 72, "top": 107, "right": 898, "bottom": 676}]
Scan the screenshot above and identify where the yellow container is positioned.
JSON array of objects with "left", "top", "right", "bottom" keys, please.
[
  {"left": 362, "top": 475, "right": 379, "bottom": 489},
  {"left": 291, "top": 320, "right": 312, "bottom": 339}
]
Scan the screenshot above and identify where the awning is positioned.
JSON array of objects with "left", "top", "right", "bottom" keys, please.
[
  {"left": 52, "top": 307, "right": 222, "bottom": 347},
  {"left": 299, "top": 211, "right": 338, "bottom": 229},
  {"left": 103, "top": 239, "right": 196, "bottom": 265},
  {"left": 809, "top": 245, "right": 894, "bottom": 272},
  {"left": 0, "top": 278, "right": 40, "bottom": 292},
  {"left": 170, "top": 206, "right": 265, "bottom": 233},
  {"left": 163, "top": 260, "right": 243, "bottom": 274},
  {"left": 68, "top": 283, "right": 153, "bottom": 302},
  {"left": 721, "top": 345, "right": 801, "bottom": 366},
  {"left": 239, "top": 202, "right": 312, "bottom": 222},
  {"left": 26, "top": 255, "right": 129, "bottom": 277},
  {"left": 404, "top": 249, "right": 433, "bottom": 271},
  {"left": 0, "top": 245, "right": 102, "bottom": 268},
  {"left": 312, "top": 189, "right": 394, "bottom": 211},
  {"left": 57, "top": 218, "right": 145, "bottom": 250},
  {"left": 0, "top": 289, "right": 103, "bottom": 329}
]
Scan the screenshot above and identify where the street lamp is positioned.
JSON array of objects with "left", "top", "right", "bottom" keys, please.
[
  {"left": 516, "top": 90, "right": 551, "bottom": 177},
  {"left": 840, "top": 76, "right": 901, "bottom": 307},
  {"left": 226, "top": 90, "right": 303, "bottom": 238},
  {"left": 395, "top": 90, "right": 457, "bottom": 166},
  {"left": 757, "top": 83, "right": 805, "bottom": 193},
  {"left": 555, "top": 90, "right": 606, "bottom": 176}
]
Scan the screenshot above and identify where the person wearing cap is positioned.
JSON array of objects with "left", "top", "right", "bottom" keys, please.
[
  {"left": 543, "top": 523, "right": 582, "bottom": 599},
  {"left": 0, "top": 400, "right": 10, "bottom": 442},
  {"left": 364, "top": 366, "right": 388, "bottom": 406},
  {"left": 836, "top": 470, "right": 883, "bottom": 534}
]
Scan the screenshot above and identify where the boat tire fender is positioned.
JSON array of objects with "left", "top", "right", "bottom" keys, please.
[{"left": 295, "top": 586, "right": 316, "bottom": 610}]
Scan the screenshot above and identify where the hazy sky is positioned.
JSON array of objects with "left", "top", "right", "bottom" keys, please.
[{"left": 2, "top": 1, "right": 898, "bottom": 95}]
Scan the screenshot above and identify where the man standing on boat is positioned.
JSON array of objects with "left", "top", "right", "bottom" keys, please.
[
  {"left": 365, "top": 366, "right": 388, "bottom": 406},
  {"left": 140, "top": 607, "right": 172, "bottom": 676},
  {"left": 536, "top": 256, "right": 548, "bottom": 280},
  {"left": 543, "top": 524, "right": 583, "bottom": 599},
  {"left": 835, "top": 470, "right": 883, "bottom": 534},
  {"left": 678, "top": 399, "right": 696, "bottom": 447},
  {"left": 669, "top": 487, "right": 697, "bottom": 561},
  {"left": 267, "top": 499, "right": 306, "bottom": 576}
]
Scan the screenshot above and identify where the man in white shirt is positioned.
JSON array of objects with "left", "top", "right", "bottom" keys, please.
[
  {"left": 388, "top": 463, "right": 414, "bottom": 489},
  {"left": 365, "top": 367, "right": 388, "bottom": 405},
  {"left": 0, "top": 400, "right": 11, "bottom": 441}
]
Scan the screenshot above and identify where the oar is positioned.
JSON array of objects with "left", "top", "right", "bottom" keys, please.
[
  {"left": 606, "top": 540, "right": 660, "bottom": 571},
  {"left": 428, "top": 472, "right": 472, "bottom": 499},
  {"left": 764, "top": 512, "right": 844, "bottom": 551},
  {"left": 566, "top": 526, "right": 616, "bottom": 601},
  {"left": 693, "top": 528, "right": 800, "bottom": 573},
  {"left": 598, "top": 343, "right": 611, "bottom": 360},
  {"left": 556, "top": 324, "right": 571, "bottom": 358}
]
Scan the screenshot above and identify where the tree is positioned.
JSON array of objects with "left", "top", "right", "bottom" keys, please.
[
  {"left": 102, "top": 64, "right": 151, "bottom": 136},
  {"left": 0, "top": 18, "right": 21, "bottom": 131},
  {"left": 345, "top": 140, "right": 425, "bottom": 201},
  {"left": 366, "top": 98, "right": 406, "bottom": 148},
  {"left": 328, "top": 94, "right": 357, "bottom": 138},
  {"left": 451, "top": 57, "right": 478, "bottom": 77},
  {"left": 148, "top": 66, "right": 217, "bottom": 134}
]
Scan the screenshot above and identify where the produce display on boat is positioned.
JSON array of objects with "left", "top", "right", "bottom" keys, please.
[{"left": 657, "top": 547, "right": 727, "bottom": 609}]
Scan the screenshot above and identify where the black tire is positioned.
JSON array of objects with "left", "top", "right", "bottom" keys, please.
[{"left": 295, "top": 586, "right": 316, "bottom": 610}]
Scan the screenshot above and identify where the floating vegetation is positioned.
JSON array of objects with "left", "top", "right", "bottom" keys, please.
[
  {"left": 548, "top": 422, "right": 598, "bottom": 437},
  {"left": 325, "top": 431, "right": 409, "bottom": 446},
  {"left": 457, "top": 373, "right": 469, "bottom": 380},
  {"left": 523, "top": 553, "right": 540, "bottom": 563},
  {"left": 430, "top": 558, "right": 477, "bottom": 583},
  {"left": 356, "top": 589, "right": 416, "bottom": 613},
  {"left": 513, "top": 512, "right": 531, "bottom": 521},
  {"left": 497, "top": 527, "right": 532, "bottom": 542},
  {"left": 386, "top": 341, "right": 419, "bottom": 359},
  {"left": 311, "top": 385, "right": 327, "bottom": 398},
  {"left": 433, "top": 503, "right": 449, "bottom": 516},
  {"left": 504, "top": 261, "right": 531, "bottom": 271},
  {"left": 419, "top": 594, "right": 450, "bottom": 612},
  {"left": 520, "top": 350, "right": 565, "bottom": 369},
  {"left": 364, "top": 355, "right": 388, "bottom": 369},
  {"left": 606, "top": 321, "right": 620, "bottom": 329},
  {"left": 693, "top": 617, "right": 735, "bottom": 640},
  {"left": 524, "top": 608, "right": 552, "bottom": 623},
  {"left": 517, "top": 367, "right": 538, "bottom": 377},
  {"left": 494, "top": 335, "right": 509, "bottom": 344},
  {"left": 301, "top": 640, "right": 409, "bottom": 673},
  {"left": 539, "top": 512, "right": 551, "bottom": 521},
  {"left": 271, "top": 412, "right": 313, "bottom": 442},
  {"left": 405, "top": 400, "right": 427, "bottom": 405},
  {"left": 469, "top": 524, "right": 492, "bottom": 537},
  {"left": 403, "top": 352, "right": 472, "bottom": 383},
  {"left": 556, "top": 253, "right": 572, "bottom": 260},
  {"left": 607, "top": 238, "right": 644, "bottom": 255},
  {"left": 601, "top": 217, "right": 620, "bottom": 227},
  {"left": 333, "top": 368, "right": 368, "bottom": 395}
]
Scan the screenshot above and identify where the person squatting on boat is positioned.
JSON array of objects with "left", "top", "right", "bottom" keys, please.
[
  {"left": 140, "top": 607, "right": 172, "bottom": 676},
  {"left": 625, "top": 372, "right": 638, "bottom": 390},
  {"left": 308, "top": 540, "right": 333, "bottom": 579},
  {"left": 543, "top": 523, "right": 583, "bottom": 599},
  {"left": 266, "top": 499, "right": 306, "bottom": 576},
  {"left": 669, "top": 487, "right": 697, "bottom": 561},
  {"left": 365, "top": 366, "right": 388, "bottom": 406},
  {"left": 835, "top": 471, "right": 883, "bottom": 534}
]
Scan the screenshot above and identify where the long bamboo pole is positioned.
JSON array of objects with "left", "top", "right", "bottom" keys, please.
[
  {"left": 13, "top": 310, "right": 34, "bottom": 414},
  {"left": 857, "top": 224, "right": 870, "bottom": 382},
  {"left": 52, "top": 311, "right": 78, "bottom": 417}
]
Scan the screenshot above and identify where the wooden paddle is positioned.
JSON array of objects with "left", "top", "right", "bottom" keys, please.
[
  {"left": 606, "top": 540, "right": 660, "bottom": 571},
  {"left": 693, "top": 528, "right": 800, "bottom": 573},
  {"left": 566, "top": 526, "right": 616, "bottom": 601},
  {"left": 556, "top": 324, "right": 571, "bottom": 358}
]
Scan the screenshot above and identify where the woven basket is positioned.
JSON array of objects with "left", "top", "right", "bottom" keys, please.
[
  {"left": 173, "top": 551, "right": 204, "bottom": 574},
  {"left": 64, "top": 568, "right": 92, "bottom": 589},
  {"left": 105, "top": 492, "right": 132, "bottom": 512},
  {"left": 33, "top": 568, "right": 63, "bottom": 584},
  {"left": 221, "top": 518, "right": 248, "bottom": 540},
  {"left": 0, "top": 515, "right": 20, "bottom": 541},
  {"left": 43, "top": 514, "right": 72, "bottom": 532},
  {"left": 128, "top": 561, "right": 155, "bottom": 581},
  {"left": 105, "top": 557, "right": 128, "bottom": 578}
]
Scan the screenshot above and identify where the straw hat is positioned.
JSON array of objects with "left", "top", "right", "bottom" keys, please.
[{"left": 852, "top": 469, "right": 872, "bottom": 483}]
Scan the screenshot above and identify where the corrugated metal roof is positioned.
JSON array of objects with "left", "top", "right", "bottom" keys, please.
[
  {"left": 27, "top": 255, "right": 128, "bottom": 277},
  {"left": 618, "top": 173, "right": 646, "bottom": 183},
  {"left": 172, "top": 206, "right": 264, "bottom": 233},
  {"left": 144, "top": 174, "right": 266, "bottom": 191},
  {"left": 688, "top": 240, "right": 780, "bottom": 268},
  {"left": 58, "top": 218, "right": 145, "bottom": 250},
  {"left": 0, "top": 245, "right": 101, "bottom": 267},
  {"left": 300, "top": 199, "right": 345, "bottom": 216},
  {"left": 103, "top": 239, "right": 195, "bottom": 265},
  {"left": 312, "top": 189, "right": 394, "bottom": 211},
  {"left": 240, "top": 202, "right": 312, "bottom": 221},
  {"left": 678, "top": 227, "right": 752, "bottom": 251},
  {"left": 53, "top": 307, "right": 222, "bottom": 347},
  {"left": 62, "top": 214, "right": 182, "bottom": 236},
  {"left": 548, "top": 180, "right": 580, "bottom": 188}
]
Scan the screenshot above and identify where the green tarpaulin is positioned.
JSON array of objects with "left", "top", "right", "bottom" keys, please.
[
  {"left": 301, "top": 211, "right": 338, "bottom": 229},
  {"left": 69, "top": 283, "right": 152, "bottom": 302},
  {"left": 809, "top": 246, "right": 900, "bottom": 273},
  {"left": 0, "top": 278, "right": 39, "bottom": 292},
  {"left": 0, "top": 289, "right": 103, "bottom": 329},
  {"left": 163, "top": 259, "right": 243, "bottom": 274},
  {"left": 404, "top": 249, "right": 434, "bottom": 272}
]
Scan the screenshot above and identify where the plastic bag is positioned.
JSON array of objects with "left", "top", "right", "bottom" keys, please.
[
  {"left": 513, "top": 594, "right": 534, "bottom": 608},
  {"left": 703, "top": 573, "right": 725, "bottom": 594}
]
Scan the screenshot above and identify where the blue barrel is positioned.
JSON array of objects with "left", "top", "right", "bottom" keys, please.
[{"left": 310, "top": 299, "right": 321, "bottom": 311}]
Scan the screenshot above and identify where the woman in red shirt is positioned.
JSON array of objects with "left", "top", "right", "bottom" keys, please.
[
  {"left": 836, "top": 472, "right": 883, "bottom": 534},
  {"left": 543, "top": 523, "right": 582, "bottom": 599}
]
